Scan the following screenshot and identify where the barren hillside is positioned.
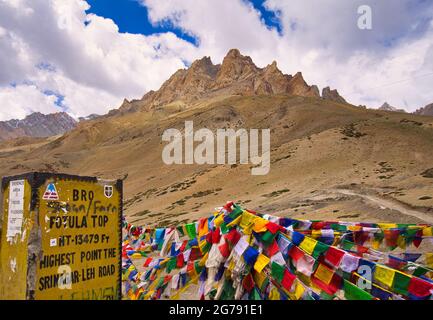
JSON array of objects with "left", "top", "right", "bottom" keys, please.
[{"left": 1, "top": 50, "right": 432, "bottom": 226}]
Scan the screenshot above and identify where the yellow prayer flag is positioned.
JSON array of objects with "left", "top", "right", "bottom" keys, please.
[
  {"left": 199, "top": 252, "right": 209, "bottom": 267},
  {"left": 348, "top": 225, "right": 362, "bottom": 231},
  {"left": 198, "top": 221, "right": 208, "bottom": 238},
  {"left": 243, "top": 224, "right": 254, "bottom": 235},
  {"left": 374, "top": 265, "right": 395, "bottom": 287},
  {"left": 269, "top": 287, "right": 281, "bottom": 300},
  {"left": 377, "top": 223, "right": 398, "bottom": 230},
  {"left": 312, "top": 230, "right": 322, "bottom": 238},
  {"left": 253, "top": 271, "right": 267, "bottom": 289},
  {"left": 143, "top": 290, "right": 154, "bottom": 300},
  {"left": 397, "top": 235, "right": 406, "bottom": 250},
  {"left": 214, "top": 214, "right": 224, "bottom": 227},
  {"left": 254, "top": 253, "right": 270, "bottom": 273},
  {"left": 297, "top": 273, "right": 313, "bottom": 287},
  {"left": 227, "top": 215, "right": 242, "bottom": 228},
  {"left": 294, "top": 281, "right": 305, "bottom": 300},
  {"left": 240, "top": 211, "right": 256, "bottom": 229},
  {"left": 130, "top": 252, "right": 143, "bottom": 259},
  {"left": 426, "top": 253, "right": 433, "bottom": 268},
  {"left": 422, "top": 226, "right": 433, "bottom": 237},
  {"left": 314, "top": 263, "right": 334, "bottom": 285},
  {"left": 372, "top": 239, "right": 381, "bottom": 250},
  {"left": 135, "top": 288, "right": 144, "bottom": 300},
  {"left": 253, "top": 218, "right": 269, "bottom": 233},
  {"left": 199, "top": 240, "right": 208, "bottom": 253},
  {"left": 227, "top": 259, "right": 235, "bottom": 272},
  {"left": 299, "top": 236, "right": 318, "bottom": 255}
]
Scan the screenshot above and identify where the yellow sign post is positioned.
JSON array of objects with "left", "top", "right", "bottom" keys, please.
[{"left": 0, "top": 173, "right": 122, "bottom": 300}]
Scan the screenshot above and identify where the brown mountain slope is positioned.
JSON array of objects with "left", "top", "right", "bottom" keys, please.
[
  {"left": 1, "top": 94, "right": 432, "bottom": 226},
  {"left": 0, "top": 50, "right": 432, "bottom": 226}
]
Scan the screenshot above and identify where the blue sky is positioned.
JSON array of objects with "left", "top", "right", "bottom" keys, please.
[
  {"left": 85, "top": 0, "right": 200, "bottom": 45},
  {"left": 85, "top": 0, "right": 283, "bottom": 45},
  {"left": 0, "top": 0, "right": 432, "bottom": 120}
]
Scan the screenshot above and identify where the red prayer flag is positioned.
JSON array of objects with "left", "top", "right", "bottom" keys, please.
[
  {"left": 242, "top": 273, "right": 255, "bottom": 292},
  {"left": 356, "top": 244, "right": 369, "bottom": 255},
  {"left": 324, "top": 247, "right": 345, "bottom": 267},
  {"left": 176, "top": 253, "right": 185, "bottom": 268},
  {"left": 413, "top": 230, "right": 423, "bottom": 248},
  {"left": 408, "top": 277, "right": 433, "bottom": 298},
  {"left": 143, "top": 257, "right": 153, "bottom": 267},
  {"left": 189, "top": 247, "right": 202, "bottom": 261},
  {"left": 164, "top": 275, "right": 172, "bottom": 284},
  {"left": 225, "top": 228, "right": 241, "bottom": 247},
  {"left": 312, "top": 273, "right": 342, "bottom": 296},
  {"left": 179, "top": 240, "right": 188, "bottom": 252},
  {"left": 281, "top": 269, "right": 296, "bottom": 292},
  {"left": 266, "top": 222, "right": 281, "bottom": 234},
  {"left": 384, "top": 229, "right": 400, "bottom": 247},
  {"left": 353, "top": 231, "right": 369, "bottom": 246},
  {"left": 289, "top": 245, "right": 304, "bottom": 262},
  {"left": 218, "top": 242, "right": 231, "bottom": 258},
  {"left": 212, "top": 228, "right": 221, "bottom": 244},
  {"left": 312, "top": 222, "right": 327, "bottom": 230},
  {"left": 267, "top": 240, "right": 280, "bottom": 257},
  {"left": 223, "top": 201, "right": 234, "bottom": 212}
]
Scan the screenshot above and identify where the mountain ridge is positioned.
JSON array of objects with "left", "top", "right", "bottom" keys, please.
[
  {"left": 0, "top": 112, "right": 76, "bottom": 141},
  {"left": 115, "top": 49, "right": 342, "bottom": 114},
  {"left": 415, "top": 103, "right": 433, "bottom": 116}
]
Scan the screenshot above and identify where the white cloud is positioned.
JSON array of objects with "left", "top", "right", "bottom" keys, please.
[
  {"left": 141, "top": 0, "right": 433, "bottom": 111},
  {"left": 0, "top": 84, "right": 59, "bottom": 121},
  {"left": 0, "top": 0, "right": 197, "bottom": 120},
  {"left": 0, "top": 0, "right": 433, "bottom": 122}
]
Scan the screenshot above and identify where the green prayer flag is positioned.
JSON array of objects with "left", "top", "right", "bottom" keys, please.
[
  {"left": 220, "top": 280, "right": 235, "bottom": 300},
  {"left": 393, "top": 272, "right": 411, "bottom": 296},
  {"left": 343, "top": 280, "right": 373, "bottom": 300},
  {"left": 271, "top": 262, "right": 285, "bottom": 282},
  {"left": 320, "top": 290, "right": 335, "bottom": 300},
  {"left": 341, "top": 240, "right": 354, "bottom": 251},
  {"left": 331, "top": 223, "right": 347, "bottom": 232},
  {"left": 250, "top": 287, "right": 262, "bottom": 300},
  {"left": 185, "top": 223, "right": 197, "bottom": 239},
  {"left": 166, "top": 257, "right": 177, "bottom": 273},
  {"left": 194, "top": 261, "right": 203, "bottom": 274},
  {"left": 157, "top": 241, "right": 164, "bottom": 251},
  {"left": 229, "top": 205, "right": 243, "bottom": 219},
  {"left": 312, "top": 241, "right": 329, "bottom": 259},
  {"left": 177, "top": 226, "right": 185, "bottom": 236},
  {"left": 374, "top": 232, "right": 384, "bottom": 241},
  {"left": 413, "top": 266, "right": 429, "bottom": 278},
  {"left": 201, "top": 241, "right": 211, "bottom": 254},
  {"left": 220, "top": 222, "right": 229, "bottom": 234},
  {"left": 261, "top": 230, "right": 276, "bottom": 245},
  {"left": 156, "top": 276, "right": 165, "bottom": 289}
]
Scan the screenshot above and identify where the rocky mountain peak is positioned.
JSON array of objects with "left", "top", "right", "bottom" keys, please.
[
  {"left": 415, "top": 102, "right": 433, "bottom": 116},
  {"left": 117, "top": 49, "right": 345, "bottom": 113},
  {"left": 378, "top": 102, "right": 406, "bottom": 113},
  {"left": 322, "top": 86, "right": 347, "bottom": 104},
  {"left": 189, "top": 56, "right": 218, "bottom": 76},
  {"left": 215, "top": 49, "right": 259, "bottom": 86},
  {"left": 0, "top": 112, "right": 77, "bottom": 141}
]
